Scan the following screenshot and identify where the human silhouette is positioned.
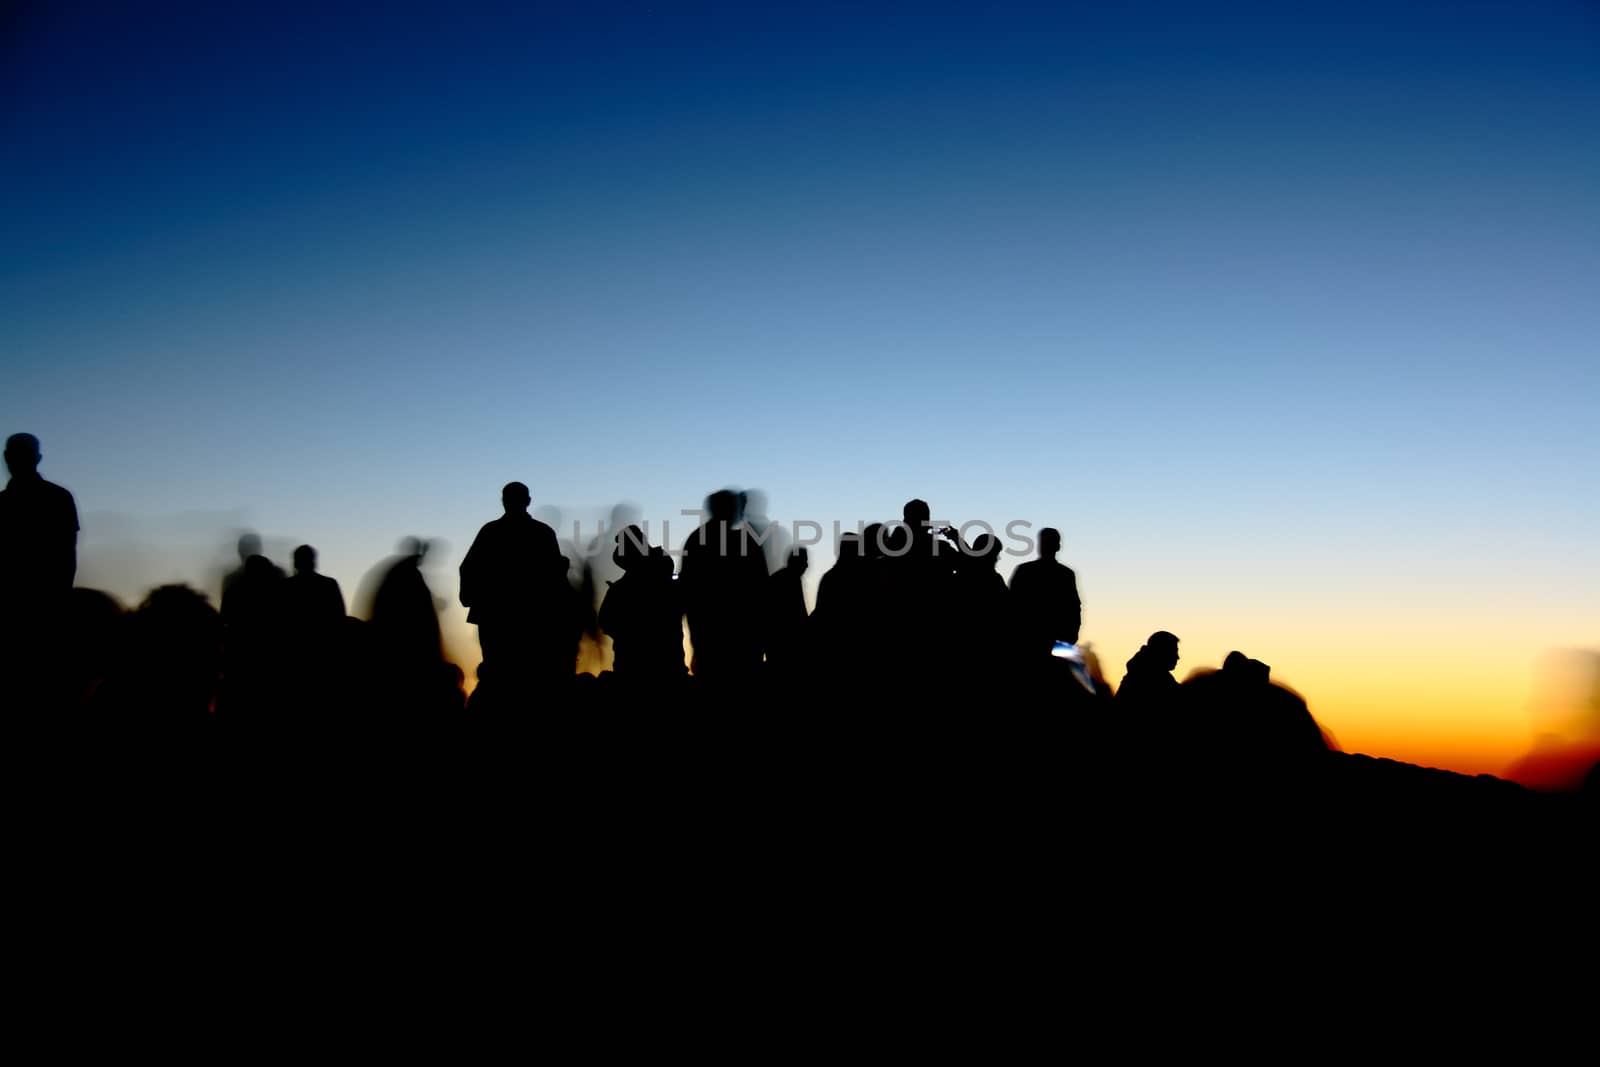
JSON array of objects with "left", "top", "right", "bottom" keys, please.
[
  {"left": 217, "top": 532, "right": 286, "bottom": 714},
  {"left": 365, "top": 537, "right": 458, "bottom": 714},
  {"left": 812, "top": 532, "right": 870, "bottom": 684},
  {"left": 879, "top": 501, "right": 969, "bottom": 692},
  {"left": 1180, "top": 651, "right": 1330, "bottom": 788},
  {"left": 1119, "top": 631, "right": 1181, "bottom": 707},
  {"left": 278, "top": 545, "right": 347, "bottom": 714},
  {"left": 1, "top": 430, "right": 78, "bottom": 591},
  {"left": 740, "top": 488, "right": 790, "bottom": 575},
  {"left": 596, "top": 525, "right": 685, "bottom": 681},
  {"left": 0, "top": 433, "right": 81, "bottom": 710},
  {"left": 459, "top": 482, "right": 575, "bottom": 694},
  {"left": 898, "top": 498, "right": 952, "bottom": 575},
  {"left": 284, "top": 545, "right": 345, "bottom": 627},
  {"left": 764, "top": 545, "right": 810, "bottom": 674},
  {"left": 96, "top": 584, "right": 223, "bottom": 717},
  {"left": 63, "top": 587, "right": 124, "bottom": 712},
  {"left": 1008, "top": 527, "right": 1081, "bottom": 656},
  {"left": 579, "top": 502, "right": 641, "bottom": 673},
  {"left": 679, "top": 489, "right": 769, "bottom": 682},
  {"left": 954, "top": 533, "right": 1014, "bottom": 680}
]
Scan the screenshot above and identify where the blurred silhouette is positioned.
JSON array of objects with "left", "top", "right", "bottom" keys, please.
[
  {"left": 740, "top": 488, "right": 789, "bottom": 575},
  {"left": 62, "top": 587, "right": 124, "bottom": 711},
  {"left": 217, "top": 532, "right": 286, "bottom": 715},
  {"left": 460, "top": 482, "right": 578, "bottom": 699},
  {"left": 1008, "top": 527, "right": 1081, "bottom": 656},
  {"left": 221, "top": 532, "right": 265, "bottom": 605},
  {"left": 95, "top": 584, "right": 222, "bottom": 717},
  {"left": 1180, "top": 651, "right": 1331, "bottom": 789},
  {"left": 367, "top": 537, "right": 459, "bottom": 714},
  {"left": 1503, "top": 649, "right": 1600, "bottom": 794},
  {"left": 680, "top": 489, "right": 769, "bottom": 683},
  {"left": 597, "top": 525, "right": 686, "bottom": 682}
]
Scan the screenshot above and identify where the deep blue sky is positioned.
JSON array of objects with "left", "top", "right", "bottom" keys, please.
[{"left": 3, "top": 1, "right": 1596, "bottom": 761}]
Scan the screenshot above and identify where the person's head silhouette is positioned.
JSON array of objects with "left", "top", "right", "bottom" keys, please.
[
  {"left": 613, "top": 524, "right": 650, "bottom": 569},
  {"left": 4, "top": 432, "right": 42, "bottom": 478},
  {"left": 1223, "top": 650, "right": 1270, "bottom": 683},
  {"left": 293, "top": 545, "right": 317, "bottom": 575},
  {"left": 903, "top": 499, "right": 931, "bottom": 529},
  {"left": 707, "top": 489, "right": 740, "bottom": 524},
  {"left": 503, "top": 482, "right": 531, "bottom": 514},
  {"left": 1147, "top": 631, "right": 1180, "bottom": 671},
  {"left": 786, "top": 546, "right": 809, "bottom": 574},
  {"left": 237, "top": 532, "right": 262, "bottom": 562},
  {"left": 1039, "top": 527, "right": 1061, "bottom": 560},
  {"left": 972, "top": 533, "right": 1003, "bottom": 567}
]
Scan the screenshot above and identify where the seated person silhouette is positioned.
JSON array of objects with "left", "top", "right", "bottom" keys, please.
[
  {"left": 1181, "top": 651, "right": 1330, "bottom": 781},
  {"left": 460, "top": 482, "right": 572, "bottom": 686},
  {"left": 1008, "top": 527, "right": 1081, "bottom": 655},
  {"left": 1119, "top": 631, "right": 1181, "bottom": 707},
  {"left": 597, "top": 525, "right": 685, "bottom": 680}
]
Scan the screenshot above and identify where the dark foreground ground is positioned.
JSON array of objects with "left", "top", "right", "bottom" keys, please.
[{"left": 11, "top": 695, "right": 1593, "bottom": 1035}]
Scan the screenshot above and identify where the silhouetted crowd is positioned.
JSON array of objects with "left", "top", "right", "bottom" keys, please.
[{"left": 4, "top": 431, "right": 1597, "bottom": 819}]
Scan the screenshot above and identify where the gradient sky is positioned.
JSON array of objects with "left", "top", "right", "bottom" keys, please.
[{"left": 4, "top": 1, "right": 1597, "bottom": 775}]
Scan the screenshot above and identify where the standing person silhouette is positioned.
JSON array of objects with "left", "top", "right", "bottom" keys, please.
[
  {"left": 281, "top": 544, "right": 347, "bottom": 716},
  {"left": 764, "top": 545, "right": 810, "bottom": 676},
  {"left": 1, "top": 433, "right": 79, "bottom": 710},
  {"left": 1008, "top": 527, "right": 1081, "bottom": 656},
  {"left": 1, "top": 433, "right": 79, "bottom": 607},
  {"left": 679, "top": 488, "right": 768, "bottom": 683},
  {"left": 460, "top": 482, "right": 572, "bottom": 692},
  {"left": 285, "top": 545, "right": 346, "bottom": 625},
  {"left": 597, "top": 525, "right": 686, "bottom": 682}
]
